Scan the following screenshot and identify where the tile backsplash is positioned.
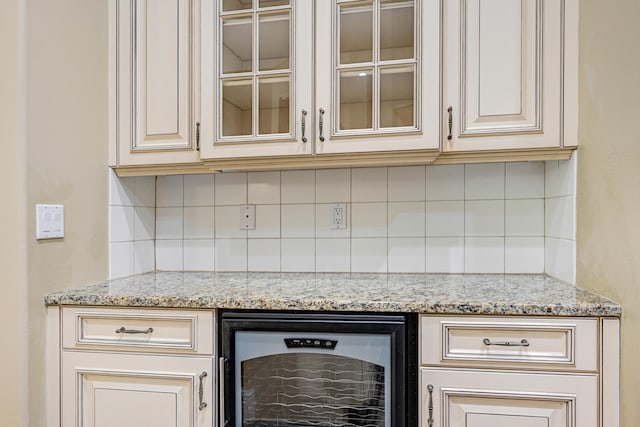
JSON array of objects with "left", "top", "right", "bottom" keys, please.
[{"left": 109, "top": 155, "right": 577, "bottom": 282}]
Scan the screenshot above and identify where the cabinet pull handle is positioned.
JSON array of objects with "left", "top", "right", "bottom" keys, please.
[
  {"left": 447, "top": 106, "right": 453, "bottom": 140},
  {"left": 483, "top": 338, "right": 530, "bottom": 347},
  {"left": 427, "top": 384, "right": 434, "bottom": 427},
  {"left": 319, "top": 108, "right": 325, "bottom": 142},
  {"left": 198, "top": 371, "right": 208, "bottom": 410},
  {"left": 115, "top": 327, "right": 153, "bottom": 334},
  {"left": 301, "top": 109, "right": 308, "bottom": 143},
  {"left": 219, "top": 357, "right": 228, "bottom": 426},
  {"left": 196, "top": 122, "right": 200, "bottom": 151}
]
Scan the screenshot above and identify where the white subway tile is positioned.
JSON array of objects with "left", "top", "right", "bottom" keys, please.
[
  {"left": 352, "top": 167, "right": 388, "bottom": 202},
  {"left": 426, "top": 164, "right": 465, "bottom": 201},
  {"left": 388, "top": 202, "right": 426, "bottom": 237},
  {"left": 109, "top": 170, "right": 134, "bottom": 206},
  {"left": 134, "top": 240, "right": 155, "bottom": 274},
  {"left": 315, "top": 204, "right": 350, "bottom": 238},
  {"left": 134, "top": 206, "right": 155, "bottom": 241},
  {"left": 465, "top": 237, "right": 505, "bottom": 273},
  {"left": 505, "top": 199, "right": 544, "bottom": 236},
  {"left": 282, "top": 204, "right": 315, "bottom": 238},
  {"left": 465, "top": 163, "right": 505, "bottom": 200},
  {"left": 156, "top": 207, "right": 184, "bottom": 240},
  {"left": 282, "top": 170, "right": 316, "bottom": 204},
  {"left": 545, "top": 237, "right": 576, "bottom": 284},
  {"left": 109, "top": 206, "right": 134, "bottom": 242},
  {"left": 156, "top": 240, "right": 184, "bottom": 270},
  {"left": 281, "top": 239, "right": 315, "bottom": 272},
  {"left": 316, "top": 169, "right": 350, "bottom": 203},
  {"left": 425, "top": 237, "right": 464, "bottom": 273},
  {"left": 505, "top": 237, "right": 544, "bottom": 273},
  {"left": 351, "top": 238, "right": 387, "bottom": 273},
  {"left": 505, "top": 162, "right": 545, "bottom": 199},
  {"left": 351, "top": 202, "right": 387, "bottom": 238},
  {"left": 545, "top": 196, "right": 575, "bottom": 240},
  {"left": 156, "top": 175, "right": 184, "bottom": 207},
  {"left": 134, "top": 176, "right": 156, "bottom": 207},
  {"left": 248, "top": 205, "right": 281, "bottom": 238},
  {"left": 545, "top": 160, "right": 560, "bottom": 198},
  {"left": 215, "top": 239, "right": 248, "bottom": 271},
  {"left": 184, "top": 239, "right": 215, "bottom": 271},
  {"left": 184, "top": 207, "right": 215, "bottom": 239},
  {"left": 545, "top": 156, "right": 576, "bottom": 198},
  {"left": 248, "top": 171, "right": 281, "bottom": 204},
  {"left": 388, "top": 166, "right": 426, "bottom": 202},
  {"left": 388, "top": 238, "right": 426, "bottom": 273},
  {"left": 316, "top": 239, "right": 350, "bottom": 272},
  {"left": 426, "top": 201, "right": 464, "bottom": 237},
  {"left": 215, "top": 172, "right": 248, "bottom": 206},
  {"left": 248, "top": 239, "right": 281, "bottom": 272},
  {"left": 214, "top": 206, "right": 247, "bottom": 239},
  {"left": 184, "top": 174, "right": 215, "bottom": 206},
  {"left": 109, "top": 242, "right": 134, "bottom": 279},
  {"left": 465, "top": 200, "right": 505, "bottom": 237}
]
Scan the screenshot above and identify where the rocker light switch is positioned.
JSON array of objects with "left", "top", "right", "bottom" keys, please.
[{"left": 36, "top": 204, "right": 65, "bottom": 239}]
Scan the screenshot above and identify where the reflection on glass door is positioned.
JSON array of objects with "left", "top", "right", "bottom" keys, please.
[
  {"left": 336, "top": 0, "right": 417, "bottom": 133},
  {"left": 218, "top": 1, "right": 292, "bottom": 140}
]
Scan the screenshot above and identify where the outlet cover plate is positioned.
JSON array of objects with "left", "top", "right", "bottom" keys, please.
[
  {"left": 330, "top": 203, "right": 347, "bottom": 230},
  {"left": 240, "top": 205, "right": 256, "bottom": 230}
]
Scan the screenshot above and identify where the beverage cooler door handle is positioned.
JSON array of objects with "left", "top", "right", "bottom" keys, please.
[{"left": 219, "top": 357, "right": 228, "bottom": 427}]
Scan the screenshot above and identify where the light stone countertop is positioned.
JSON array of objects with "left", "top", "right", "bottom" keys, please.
[{"left": 44, "top": 272, "right": 621, "bottom": 317}]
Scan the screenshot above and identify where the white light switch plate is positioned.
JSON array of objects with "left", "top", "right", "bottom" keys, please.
[{"left": 36, "top": 204, "right": 64, "bottom": 239}]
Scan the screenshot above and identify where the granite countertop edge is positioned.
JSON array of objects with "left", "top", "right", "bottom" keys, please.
[{"left": 44, "top": 272, "right": 622, "bottom": 317}]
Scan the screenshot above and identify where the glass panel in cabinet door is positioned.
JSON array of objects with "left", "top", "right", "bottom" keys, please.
[
  {"left": 258, "top": 0, "right": 289, "bottom": 8},
  {"left": 380, "top": 0, "right": 415, "bottom": 61},
  {"left": 339, "top": 2, "right": 373, "bottom": 65},
  {"left": 258, "top": 76, "right": 290, "bottom": 135},
  {"left": 339, "top": 69, "right": 373, "bottom": 130},
  {"left": 380, "top": 66, "right": 415, "bottom": 128},
  {"left": 222, "top": 79, "right": 253, "bottom": 137},
  {"left": 223, "top": 0, "right": 253, "bottom": 12},
  {"left": 222, "top": 16, "right": 253, "bottom": 74},
  {"left": 258, "top": 12, "right": 290, "bottom": 71}
]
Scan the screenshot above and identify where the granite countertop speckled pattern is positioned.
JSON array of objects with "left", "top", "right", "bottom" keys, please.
[{"left": 44, "top": 272, "right": 621, "bottom": 317}]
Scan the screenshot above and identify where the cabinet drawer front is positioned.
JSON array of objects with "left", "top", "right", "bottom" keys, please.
[
  {"left": 421, "top": 316, "right": 598, "bottom": 371},
  {"left": 62, "top": 307, "right": 214, "bottom": 355}
]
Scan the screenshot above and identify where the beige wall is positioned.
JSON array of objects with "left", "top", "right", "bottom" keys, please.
[
  {"left": 577, "top": 0, "right": 640, "bottom": 425},
  {"left": 0, "top": 0, "right": 29, "bottom": 425},
  {"left": 0, "top": 0, "right": 110, "bottom": 424}
]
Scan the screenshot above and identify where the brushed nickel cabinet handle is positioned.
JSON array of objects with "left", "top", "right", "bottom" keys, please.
[
  {"left": 483, "top": 338, "right": 530, "bottom": 347},
  {"left": 319, "top": 108, "right": 325, "bottom": 142},
  {"left": 196, "top": 122, "right": 200, "bottom": 151},
  {"left": 220, "top": 357, "right": 228, "bottom": 426},
  {"left": 198, "top": 371, "right": 208, "bottom": 410},
  {"left": 301, "top": 109, "right": 308, "bottom": 143},
  {"left": 427, "top": 384, "right": 434, "bottom": 427},
  {"left": 115, "top": 327, "right": 153, "bottom": 334},
  {"left": 447, "top": 106, "right": 453, "bottom": 140}
]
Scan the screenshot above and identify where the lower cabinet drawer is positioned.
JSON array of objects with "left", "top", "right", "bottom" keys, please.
[
  {"left": 62, "top": 307, "right": 214, "bottom": 355},
  {"left": 421, "top": 316, "right": 598, "bottom": 371}
]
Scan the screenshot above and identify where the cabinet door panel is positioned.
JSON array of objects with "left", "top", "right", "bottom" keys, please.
[
  {"left": 62, "top": 352, "right": 213, "bottom": 427},
  {"left": 114, "top": 0, "right": 200, "bottom": 166},
  {"left": 421, "top": 368, "right": 597, "bottom": 427},
  {"left": 443, "top": 0, "right": 563, "bottom": 152}
]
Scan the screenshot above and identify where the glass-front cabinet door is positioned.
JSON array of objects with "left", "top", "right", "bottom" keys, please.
[
  {"left": 200, "top": 0, "right": 313, "bottom": 159},
  {"left": 315, "top": 0, "right": 441, "bottom": 154}
]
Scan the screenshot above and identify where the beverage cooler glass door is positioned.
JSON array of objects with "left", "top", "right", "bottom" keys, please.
[{"left": 220, "top": 312, "right": 415, "bottom": 427}]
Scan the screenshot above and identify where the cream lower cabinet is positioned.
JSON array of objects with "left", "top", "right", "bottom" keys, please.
[
  {"left": 53, "top": 307, "right": 216, "bottom": 427},
  {"left": 420, "top": 315, "right": 620, "bottom": 427},
  {"left": 62, "top": 352, "right": 213, "bottom": 427}
]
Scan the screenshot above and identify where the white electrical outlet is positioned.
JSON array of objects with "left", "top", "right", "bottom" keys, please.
[
  {"left": 240, "top": 205, "right": 256, "bottom": 230},
  {"left": 330, "top": 203, "right": 347, "bottom": 230}
]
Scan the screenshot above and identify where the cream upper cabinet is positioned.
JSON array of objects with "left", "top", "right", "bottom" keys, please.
[
  {"left": 199, "top": 0, "right": 314, "bottom": 160},
  {"left": 110, "top": 0, "right": 202, "bottom": 168},
  {"left": 315, "top": 0, "right": 441, "bottom": 155},
  {"left": 441, "top": 0, "right": 568, "bottom": 154}
]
